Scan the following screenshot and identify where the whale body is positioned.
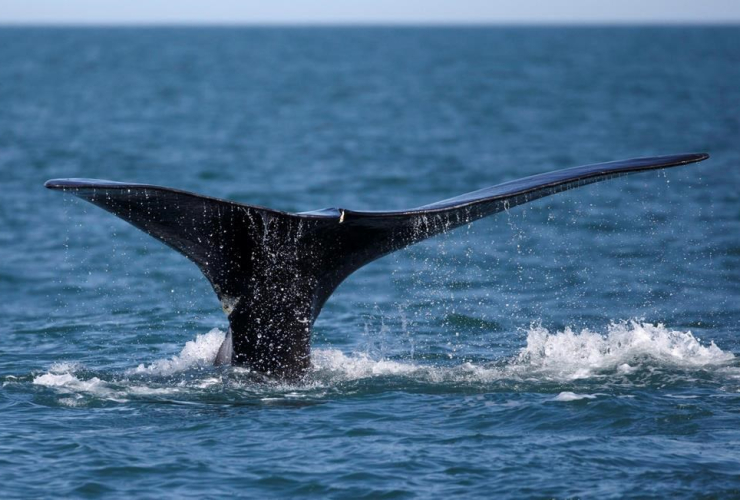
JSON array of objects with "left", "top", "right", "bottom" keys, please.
[{"left": 46, "top": 153, "right": 708, "bottom": 379}]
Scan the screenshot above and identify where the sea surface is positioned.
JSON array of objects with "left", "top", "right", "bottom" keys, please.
[{"left": 1, "top": 26, "right": 739, "bottom": 498}]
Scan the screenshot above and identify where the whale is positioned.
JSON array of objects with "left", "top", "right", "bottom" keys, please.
[{"left": 46, "top": 153, "right": 708, "bottom": 379}]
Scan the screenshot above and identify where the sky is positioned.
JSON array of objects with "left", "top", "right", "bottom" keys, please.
[{"left": 1, "top": 0, "right": 739, "bottom": 25}]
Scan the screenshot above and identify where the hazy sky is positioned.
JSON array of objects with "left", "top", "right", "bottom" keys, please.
[{"left": 1, "top": 0, "right": 739, "bottom": 25}]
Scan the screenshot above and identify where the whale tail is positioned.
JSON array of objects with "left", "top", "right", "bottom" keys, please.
[{"left": 45, "top": 153, "right": 708, "bottom": 378}]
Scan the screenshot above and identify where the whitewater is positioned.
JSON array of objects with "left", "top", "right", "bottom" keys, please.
[{"left": 27, "top": 320, "right": 737, "bottom": 406}]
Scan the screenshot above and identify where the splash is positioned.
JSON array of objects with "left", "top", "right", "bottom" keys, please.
[
  {"left": 311, "top": 349, "right": 424, "bottom": 380},
  {"left": 129, "top": 328, "right": 226, "bottom": 376},
  {"left": 33, "top": 363, "right": 120, "bottom": 404},
  {"left": 511, "top": 320, "right": 734, "bottom": 381},
  {"left": 34, "top": 368, "right": 106, "bottom": 393},
  {"left": 552, "top": 392, "right": 599, "bottom": 402},
  {"left": 309, "top": 320, "right": 735, "bottom": 384},
  {"left": 30, "top": 321, "right": 736, "bottom": 404}
]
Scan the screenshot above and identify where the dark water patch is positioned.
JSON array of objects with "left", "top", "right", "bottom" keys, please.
[{"left": 440, "top": 313, "right": 504, "bottom": 332}]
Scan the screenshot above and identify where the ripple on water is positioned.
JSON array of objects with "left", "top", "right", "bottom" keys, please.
[{"left": 25, "top": 320, "right": 738, "bottom": 408}]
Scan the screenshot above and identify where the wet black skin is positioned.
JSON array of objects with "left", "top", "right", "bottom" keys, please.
[{"left": 45, "top": 153, "right": 709, "bottom": 380}]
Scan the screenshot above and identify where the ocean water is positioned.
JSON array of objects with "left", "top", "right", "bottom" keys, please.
[{"left": 1, "top": 26, "right": 739, "bottom": 498}]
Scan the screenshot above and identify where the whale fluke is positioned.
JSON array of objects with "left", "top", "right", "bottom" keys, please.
[{"left": 45, "top": 153, "right": 709, "bottom": 379}]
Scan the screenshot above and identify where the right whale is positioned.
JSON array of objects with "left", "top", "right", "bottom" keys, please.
[{"left": 45, "top": 153, "right": 709, "bottom": 379}]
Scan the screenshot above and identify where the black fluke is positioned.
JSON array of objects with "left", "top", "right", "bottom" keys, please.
[{"left": 45, "top": 153, "right": 708, "bottom": 379}]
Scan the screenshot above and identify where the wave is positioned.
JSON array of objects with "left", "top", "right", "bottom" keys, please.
[
  {"left": 509, "top": 320, "right": 734, "bottom": 380},
  {"left": 30, "top": 320, "right": 736, "bottom": 404},
  {"left": 128, "top": 328, "right": 226, "bottom": 376}
]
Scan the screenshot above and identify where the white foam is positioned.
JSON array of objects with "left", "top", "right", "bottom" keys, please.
[
  {"left": 33, "top": 360, "right": 191, "bottom": 402},
  {"left": 58, "top": 397, "right": 84, "bottom": 407},
  {"left": 31, "top": 320, "right": 736, "bottom": 402},
  {"left": 128, "top": 386, "right": 182, "bottom": 396},
  {"left": 553, "top": 392, "right": 598, "bottom": 402},
  {"left": 511, "top": 320, "right": 734, "bottom": 381},
  {"left": 33, "top": 370, "right": 112, "bottom": 397},
  {"left": 311, "top": 349, "right": 423, "bottom": 380},
  {"left": 310, "top": 320, "right": 734, "bottom": 384},
  {"left": 111, "top": 320, "right": 735, "bottom": 386},
  {"left": 129, "top": 328, "right": 226, "bottom": 376},
  {"left": 48, "top": 362, "right": 84, "bottom": 374}
]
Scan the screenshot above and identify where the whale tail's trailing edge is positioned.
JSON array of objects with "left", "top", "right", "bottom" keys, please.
[{"left": 45, "top": 153, "right": 709, "bottom": 378}]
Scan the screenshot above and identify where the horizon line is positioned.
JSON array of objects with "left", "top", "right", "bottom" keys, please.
[{"left": 1, "top": 20, "right": 740, "bottom": 28}]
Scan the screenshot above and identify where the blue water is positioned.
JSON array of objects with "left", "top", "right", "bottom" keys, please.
[{"left": 1, "top": 27, "right": 740, "bottom": 498}]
